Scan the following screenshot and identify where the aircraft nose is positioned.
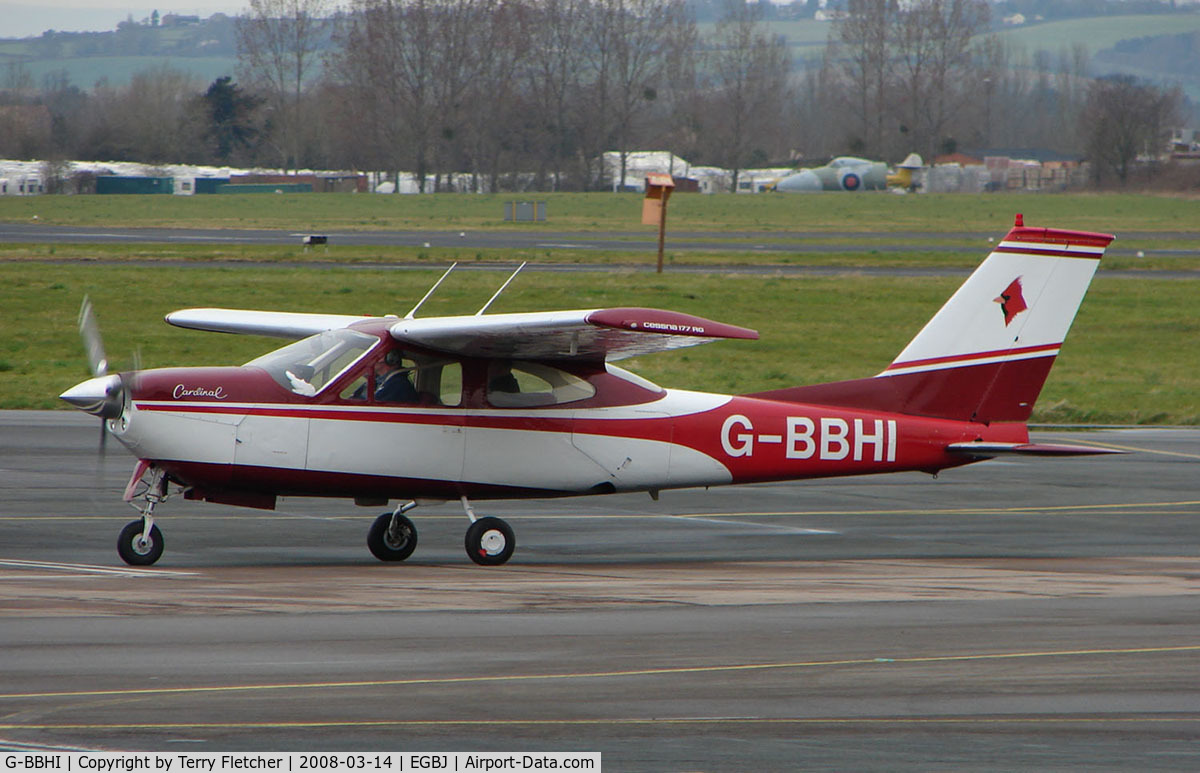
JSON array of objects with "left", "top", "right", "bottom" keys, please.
[{"left": 60, "top": 373, "right": 125, "bottom": 419}]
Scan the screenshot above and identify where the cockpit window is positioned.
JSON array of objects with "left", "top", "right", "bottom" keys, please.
[
  {"left": 372, "top": 351, "right": 462, "bottom": 407},
  {"left": 487, "top": 361, "right": 596, "bottom": 408},
  {"left": 246, "top": 329, "right": 378, "bottom": 396}
]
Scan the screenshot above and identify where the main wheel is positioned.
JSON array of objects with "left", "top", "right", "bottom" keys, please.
[
  {"left": 464, "top": 516, "right": 515, "bottom": 566},
  {"left": 117, "top": 520, "right": 164, "bottom": 566},
  {"left": 367, "top": 512, "right": 418, "bottom": 562}
]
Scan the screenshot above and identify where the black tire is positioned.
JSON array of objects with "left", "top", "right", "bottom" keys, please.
[
  {"left": 367, "top": 512, "right": 418, "bottom": 562},
  {"left": 464, "top": 516, "right": 515, "bottom": 566},
  {"left": 117, "top": 520, "right": 164, "bottom": 566}
]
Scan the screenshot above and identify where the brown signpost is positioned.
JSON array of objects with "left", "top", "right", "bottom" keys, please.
[{"left": 642, "top": 173, "right": 675, "bottom": 273}]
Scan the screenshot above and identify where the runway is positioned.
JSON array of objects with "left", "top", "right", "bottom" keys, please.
[{"left": 1, "top": 412, "right": 1198, "bottom": 768}]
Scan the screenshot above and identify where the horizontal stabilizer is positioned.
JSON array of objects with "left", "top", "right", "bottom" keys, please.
[
  {"left": 391, "top": 307, "right": 757, "bottom": 361},
  {"left": 166, "top": 308, "right": 376, "bottom": 339},
  {"left": 946, "top": 441, "right": 1124, "bottom": 458}
]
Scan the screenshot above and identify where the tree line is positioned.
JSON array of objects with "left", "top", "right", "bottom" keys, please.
[{"left": 0, "top": 0, "right": 1187, "bottom": 190}]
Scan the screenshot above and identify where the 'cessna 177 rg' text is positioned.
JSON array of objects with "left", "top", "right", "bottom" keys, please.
[{"left": 61, "top": 216, "right": 1118, "bottom": 566}]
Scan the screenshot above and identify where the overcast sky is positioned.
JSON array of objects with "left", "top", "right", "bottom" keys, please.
[{"left": 4, "top": 2, "right": 248, "bottom": 38}]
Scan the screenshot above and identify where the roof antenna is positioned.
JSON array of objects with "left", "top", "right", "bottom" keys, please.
[
  {"left": 476, "top": 262, "right": 527, "bottom": 316},
  {"left": 405, "top": 263, "right": 458, "bottom": 319}
]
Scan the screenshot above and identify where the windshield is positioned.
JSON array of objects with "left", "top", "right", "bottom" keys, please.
[{"left": 246, "top": 329, "right": 378, "bottom": 396}]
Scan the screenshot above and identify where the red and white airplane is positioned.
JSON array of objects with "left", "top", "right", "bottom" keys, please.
[{"left": 61, "top": 216, "right": 1117, "bottom": 567}]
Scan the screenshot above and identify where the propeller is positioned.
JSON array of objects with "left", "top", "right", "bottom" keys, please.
[
  {"left": 79, "top": 295, "right": 108, "bottom": 380},
  {"left": 60, "top": 296, "right": 125, "bottom": 452}
]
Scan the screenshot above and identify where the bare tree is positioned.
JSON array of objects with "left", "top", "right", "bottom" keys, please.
[
  {"left": 828, "top": 0, "right": 895, "bottom": 155},
  {"left": 1083, "top": 74, "right": 1182, "bottom": 186},
  {"left": 237, "top": 0, "right": 330, "bottom": 173},
  {"left": 702, "top": 0, "right": 791, "bottom": 191},
  {"left": 460, "top": 0, "right": 530, "bottom": 191},
  {"left": 522, "top": 0, "right": 593, "bottom": 189},
  {"left": 891, "top": 0, "right": 989, "bottom": 159},
  {"left": 124, "top": 65, "right": 204, "bottom": 163},
  {"left": 587, "top": 0, "right": 694, "bottom": 190},
  {"left": 332, "top": 0, "right": 434, "bottom": 190}
]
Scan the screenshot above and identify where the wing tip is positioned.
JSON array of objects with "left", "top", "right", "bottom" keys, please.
[{"left": 587, "top": 307, "right": 759, "bottom": 341}]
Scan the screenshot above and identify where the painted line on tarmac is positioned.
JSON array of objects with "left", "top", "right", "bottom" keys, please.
[
  {"left": 1055, "top": 439, "right": 1200, "bottom": 460},
  {"left": 2, "top": 715, "right": 1198, "bottom": 732},
  {"left": 669, "top": 499, "right": 1200, "bottom": 519},
  {"left": 2, "top": 644, "right": 1197, "bottom": 702},
  {"left": 0, "top": 559, "right": 197, "bottom": 578}
]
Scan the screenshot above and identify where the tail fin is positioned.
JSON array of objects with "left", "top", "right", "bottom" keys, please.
[{"left": 750, "top": 217, "right": 1114, "bottom": 424}]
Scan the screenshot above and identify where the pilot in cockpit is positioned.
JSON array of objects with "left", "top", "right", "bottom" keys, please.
[{"left": 374, "top": 351, "right": 418, "bottom": 403}]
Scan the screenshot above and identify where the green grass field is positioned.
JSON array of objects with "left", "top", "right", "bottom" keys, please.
[{"left": 3, "top": 192, "right": 1199, "bottom": 233}]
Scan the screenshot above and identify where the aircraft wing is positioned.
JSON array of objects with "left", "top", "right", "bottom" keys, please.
[
  {"left": 389, "top": 307, "right": 758, "bottom": 361},
  {"left": 166, "top": 308, "right": 377, "bottom": 338}
]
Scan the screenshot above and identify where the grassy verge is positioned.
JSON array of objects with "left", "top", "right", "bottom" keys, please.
[
  {"left": 3, "top": 191, "right": 1199, "bottom": 233},
  {"left": 4, "top": 262, "right": 1195, "bottom": 424}
]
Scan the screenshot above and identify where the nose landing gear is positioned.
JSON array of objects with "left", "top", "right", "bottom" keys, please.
[{"left": 118, "top": 463, "right": 169, "bottom": 566}]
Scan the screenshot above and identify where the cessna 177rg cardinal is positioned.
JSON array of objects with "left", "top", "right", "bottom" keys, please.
[{"left": 60, "top": 216, "right": 1117, "bottom": 567}]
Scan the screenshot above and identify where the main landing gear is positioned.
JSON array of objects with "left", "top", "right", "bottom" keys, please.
[
  {"left": 460, "top": 496, "right": 515, "bottom": 566},
  {"left": 366, "top": 496, "right": 516, "bottom": 566},
  {"left": 367, "top": 501, "right": 419, "bottom": 561}
]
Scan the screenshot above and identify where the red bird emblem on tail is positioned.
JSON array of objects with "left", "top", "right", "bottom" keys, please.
[{"left": 994, "top": 277, "right": 1028, "bottom": 326}]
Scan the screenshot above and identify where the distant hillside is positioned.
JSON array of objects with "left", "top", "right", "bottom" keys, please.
[{"left": 0, "top": 13, "right": 259, "bottom": 89}]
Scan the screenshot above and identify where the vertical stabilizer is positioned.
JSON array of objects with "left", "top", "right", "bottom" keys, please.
[{"left": 749, "top": 218, "right": 1114, "bottom": 423}]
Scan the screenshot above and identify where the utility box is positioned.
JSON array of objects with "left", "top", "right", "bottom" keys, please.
[
  {"left": 504, "top": 201, "right": 546, "bottom": 222},
  {"left": 641, "top": 173, "right": 674, "bottom": 225}
]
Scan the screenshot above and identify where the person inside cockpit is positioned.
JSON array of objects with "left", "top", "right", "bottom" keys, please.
[{"left": 375, "top": 351, "right": 418, "bottom": 403}]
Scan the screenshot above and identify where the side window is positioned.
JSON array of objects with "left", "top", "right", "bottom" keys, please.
[
  {"left": 487, "top": 361, "right": 596, "bottom": 408},
  {"left": 434, "top": 362, "right": 463, "bottom": 407},
  {"left": 373, "top": 351, "right": 463, "bottom": 407},
  {"left": 340, "top": 375, "right": 369, "bottom": 401}
]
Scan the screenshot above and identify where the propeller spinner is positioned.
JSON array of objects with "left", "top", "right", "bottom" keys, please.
[{"left": 61, "top": 297, "right": 127, "bottom": 440}]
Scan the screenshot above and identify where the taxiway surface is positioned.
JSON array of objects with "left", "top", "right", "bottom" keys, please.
[
  {"left": 1, "top": 412, "right": 1198, "bottom": 768},
  {"left": 3, "top": 221, "right": 1197, "bottom": 260}
]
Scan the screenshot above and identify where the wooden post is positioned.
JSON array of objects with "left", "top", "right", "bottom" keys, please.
[{"left": 642, "top": 173, "right": 675, "bottom": 274}]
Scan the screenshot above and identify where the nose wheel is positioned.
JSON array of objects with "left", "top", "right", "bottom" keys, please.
[{"left": 117, "top": 520, "right": 164, "bottom": 566}]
